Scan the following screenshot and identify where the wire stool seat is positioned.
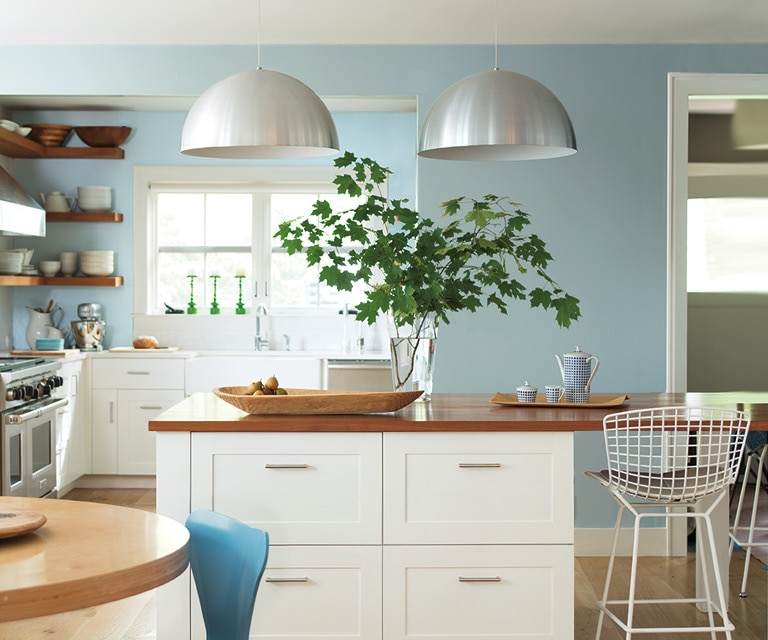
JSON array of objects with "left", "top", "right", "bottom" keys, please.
[
  {"left": 728, "top": 432, "right": 768, "bottom": 598},
  {"left": 586, "top": 406, "right": 750, "bottom": 639}
]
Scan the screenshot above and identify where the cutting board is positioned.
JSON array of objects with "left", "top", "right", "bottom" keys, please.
[
  {"left": 11, "top": 349, "right": 81, "bottom": 358},
  {"left": 109, "top": 346, "right": 180, "bottom": 352},
  {"left": 0, "top": 506, "right": 47, "bottom": 539}
]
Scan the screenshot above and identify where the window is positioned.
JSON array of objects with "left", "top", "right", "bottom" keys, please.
[
  {"left": 135, "top": 166, "right": 371, "bottom": 315},
  {"left": 687, "top": 197, "right": 768, "bottom": 292}
]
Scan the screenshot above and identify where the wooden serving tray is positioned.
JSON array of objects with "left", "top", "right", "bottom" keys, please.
[
  {"left": 0, "top": 506, "right": 46, "bottom": 539},
  {"left": 490, "top": 393, "right": 630, "bottom": 408},
  {"left": 214, "top": 386, "right": 423, "bottom": 415}
]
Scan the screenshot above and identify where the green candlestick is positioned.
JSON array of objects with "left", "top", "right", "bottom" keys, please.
[
  {"left": 235, "top": 275, "right": 246, "bottom": 315},
  {"left": 186, "top": 275, "right": 197, "bottom": 314},
  {"left": 210, "top": 275, "right": 220, "bottom": 314}
]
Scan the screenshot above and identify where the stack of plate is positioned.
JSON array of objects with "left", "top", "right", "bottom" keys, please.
[
  {"left": 0, "top": 251, "right": 23, "bottom": 275},
  {"left": 79, "top": 250, "right": 114, "bottom": 277},
  {"left": 77, "top": 186, "right": 112, "bottom": 212},
  {"left": 25, "top": 124, "right": 73, "bottom": 147}
]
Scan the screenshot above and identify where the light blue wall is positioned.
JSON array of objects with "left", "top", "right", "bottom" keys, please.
[{"left": 2, "top": 43, "right": 768, "bottom": 526}]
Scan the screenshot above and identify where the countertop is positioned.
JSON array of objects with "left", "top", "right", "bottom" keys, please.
[
  {"left": 149, "top": 391, "right": 768, "bottom": 433},
  {"left": 89, "top": 349, "right": 390, "bottom": 361}
]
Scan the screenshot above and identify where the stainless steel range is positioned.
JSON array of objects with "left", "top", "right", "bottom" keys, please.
[{"left": 0, "top": 357, "right": 66, "bottom": 498}]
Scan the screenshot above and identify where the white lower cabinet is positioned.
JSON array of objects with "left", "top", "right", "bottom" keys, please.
[
  {"left": 191, "top": 545, "right": 383, "bottom": 640},
  {"left": 163, "top": 430, "right": 574, "bottom": 640},
  {"left": 91, "top": 357, "right": 185, "bottom": 475},
  {"left": 383, "top": 545, "right": 574, "bottom": 640},
  {"left": 56, "top": 357, "right": 91, "bottom": 491}
]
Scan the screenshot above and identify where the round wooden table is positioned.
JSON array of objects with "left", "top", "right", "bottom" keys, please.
[{"left": 0, "top": 496, "right": 189, "bottom": 622}]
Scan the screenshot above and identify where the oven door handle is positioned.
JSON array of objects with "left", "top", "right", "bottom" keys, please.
[{"left": 6, "top": 398, "right": 69, "bottom": 424}]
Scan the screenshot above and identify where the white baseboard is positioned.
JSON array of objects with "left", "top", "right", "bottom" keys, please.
[
  {"left": 575, "top": 526, "right": 685, "bottom": 557},
  {"left": 70, "top": 474, "right": 157, "bottom": 490}
]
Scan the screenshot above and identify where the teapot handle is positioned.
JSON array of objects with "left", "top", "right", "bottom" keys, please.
[
  {"left": 584, "top": 356, "right": 600, "bottom": 391},
  {"left": 65, "top": 196, "right": 77, "bottom": 211}
]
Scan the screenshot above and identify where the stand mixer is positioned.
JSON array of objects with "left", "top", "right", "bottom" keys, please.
[{"left": 71, "top": 302, "right": 106, "bottom": 351}]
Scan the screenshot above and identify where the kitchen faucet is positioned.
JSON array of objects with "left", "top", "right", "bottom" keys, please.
[{"left": 255, "top": 303, "right": 269, "bottom": 351}]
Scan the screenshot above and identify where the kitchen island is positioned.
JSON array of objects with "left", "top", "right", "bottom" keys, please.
[{"left": 150, "top": 392, "right": 768, "bottom": 640}]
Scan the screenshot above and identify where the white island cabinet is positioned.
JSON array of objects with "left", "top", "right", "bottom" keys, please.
[{"left": 153, "top": 394, "right": 574, "bottom": 640}]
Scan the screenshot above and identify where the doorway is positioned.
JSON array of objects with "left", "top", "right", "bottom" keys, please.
[{"left": 667, "top": 73, "right": 768, "bottom": 392}]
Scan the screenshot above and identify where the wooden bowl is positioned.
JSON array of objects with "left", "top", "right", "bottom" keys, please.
[
  {"left": 74, "top": 126, "right": 132, "bottom": 148},
  {"left": 213, "top": 386, "right": 423, "bottom": 415},
  {"left": 25, "top": 124, "right": 73, "bottom": 147}
]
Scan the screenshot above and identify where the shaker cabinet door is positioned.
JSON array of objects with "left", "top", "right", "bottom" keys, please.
[
  {"left": 191, "top": 432, "right": 382, "bottom": 544},
  {"left": 116, "top": 389, "right": 184, "bottom": 475},
  {"left": 383, "top": 432, "right": 574, "bottom": 544},
  {"left": 383, "top": 544, "right": 574, "bottom": 640}
]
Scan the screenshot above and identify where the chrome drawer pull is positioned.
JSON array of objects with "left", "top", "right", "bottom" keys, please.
[
  {"left": 265, "top": 577, "right": 309, "bottom": 583},
  {"left": 458, "top": 576, "right": 502, "bottom": 582},
  {"left": 458, "top": 462, "right": 501, "bottom": 468},
  {"left": 140, "top": 406, "right": 163, "bottom": 410},
  {"left": 127, "top": 371, "right": 151, "bottom": 375},
  {"left": 265, "top": 463, "right": 309, "bottom": 469}
]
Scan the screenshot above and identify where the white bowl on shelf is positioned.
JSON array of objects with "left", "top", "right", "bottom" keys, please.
[
  {"left": 80, "top": 264, "right": 114, "bottom": 277},
  {"left": 38, "top": 260, "right": 61, "bottom": 277}
]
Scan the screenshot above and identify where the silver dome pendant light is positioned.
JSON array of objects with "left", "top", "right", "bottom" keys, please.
[
  {"left": 181, "top": 0, "right": 338, "bottom": 159},
  {"left": 418, "top": 0, "right": 576, "bottom": 161}
]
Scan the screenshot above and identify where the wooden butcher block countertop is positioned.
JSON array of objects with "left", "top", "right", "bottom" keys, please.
[{"left": 149, "top": 391, "right": 768, "bottom": 433}]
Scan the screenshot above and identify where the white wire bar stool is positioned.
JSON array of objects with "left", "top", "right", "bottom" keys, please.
[
  {"left": 728, "top": 431, "right": 768, "bottom": 598},
  {"left": 586, "top": 406, "right": 750, "bottom": 639}
]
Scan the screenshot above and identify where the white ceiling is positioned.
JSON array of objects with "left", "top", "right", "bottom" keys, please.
[{"left": 3, "top": 0, "right": 768, "bottom": 46}]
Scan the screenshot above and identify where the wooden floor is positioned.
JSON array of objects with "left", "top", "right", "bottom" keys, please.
[{"left": 1, "top": 488, "right": 766, "bottom": 639}]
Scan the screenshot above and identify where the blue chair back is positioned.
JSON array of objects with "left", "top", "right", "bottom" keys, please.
[{"left": 186, "top": 509, "right": 269, "bottom": 640}]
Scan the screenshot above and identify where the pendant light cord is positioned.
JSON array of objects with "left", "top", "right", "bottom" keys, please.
[
  {"left": 257, "top": 0, "right": 262, "bottom": 70},
  {"left": 494, "top": 0, "right": 499, "bottom": 71}
]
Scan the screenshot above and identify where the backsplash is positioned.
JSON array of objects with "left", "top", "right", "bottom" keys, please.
[{"left": 132, "top": 313, "right": 389, "bottom": 353}]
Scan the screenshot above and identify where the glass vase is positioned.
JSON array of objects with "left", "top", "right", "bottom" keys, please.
[{"left": 389, "top": 314, "right": 437, "bottom": 401}]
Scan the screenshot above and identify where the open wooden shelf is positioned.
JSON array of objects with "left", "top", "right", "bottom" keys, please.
[
  {"left": 0, "top": 127, "right": 124, "bottom": 159},
  {"left": 46, "top": 212, "right": 123, "bottom": 223},
  {"left": 0, "top": 275, "right": 123, "bottom": 287}
]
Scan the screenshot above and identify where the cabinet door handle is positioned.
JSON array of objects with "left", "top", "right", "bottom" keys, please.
[
  {"left": 127, "top": 371, "right": 151, "bottom": 375},
  {"left": 265, "top": 463, "right": 309, "bottom": 469},
  {"left": 458, "top": 576, "right": 502, "bottom": 582},
  {"left": 109, "top": 401, "right": 114, "bottom": 423},
  {"left": 140, "top": 406, "right": 163, "bottom": 410},
  {"left": 265, "top": 576, "right": 309, "bottom": 583},
  {"left": 458, "top": 463, "right": 501, "bottom": 468}
]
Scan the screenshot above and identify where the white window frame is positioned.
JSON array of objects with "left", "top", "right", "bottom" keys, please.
[{"left": 133, "top": 165, "right": 341, "bottom": 316}]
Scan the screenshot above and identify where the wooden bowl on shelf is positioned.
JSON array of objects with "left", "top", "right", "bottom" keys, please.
[
  {"left": 74, "top": 126, "right": 132, "bottom": 148},
  {"left": 25, "top": 124, "right": 73, "bottom": 147}
]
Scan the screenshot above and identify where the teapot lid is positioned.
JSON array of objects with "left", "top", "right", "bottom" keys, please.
[{"left": 564, "top": 345, "right": 591, "bottom": 358}]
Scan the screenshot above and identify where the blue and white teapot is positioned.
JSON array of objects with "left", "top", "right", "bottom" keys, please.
[{"left": 555, "top": 346, "right": 600, "bottom": 403}]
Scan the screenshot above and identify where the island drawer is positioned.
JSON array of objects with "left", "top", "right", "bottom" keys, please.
[
  {"left": 228, "top": 545, "right": 382, "bottom": 640},
  {"left": 191, "top": 432, "right": 382, "bottom": 544},
  {"left": 92, "top": 358, "right": 185, "bottom": 390},
  {"left": 383, "top": 544, "right": 573, "bottom": 640},
  {"left": 383, "top": 432, "right": 574, "bottom": 544}
]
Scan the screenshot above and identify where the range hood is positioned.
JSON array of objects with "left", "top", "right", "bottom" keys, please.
[{"left": 0, "top": 165, "right": 45, "bottom": 237}]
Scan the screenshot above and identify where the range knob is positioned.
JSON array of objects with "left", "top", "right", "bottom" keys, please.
[
  {"left": 24, "top": 384, "right": 36, "bottom": 400},
  {"left": 5, "top": 387, "right": 23, "bottom": 401}
]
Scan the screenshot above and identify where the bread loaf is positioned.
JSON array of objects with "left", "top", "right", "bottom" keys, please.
[{"left": 132, "top": 335, "right": 160, "bottom": 349}]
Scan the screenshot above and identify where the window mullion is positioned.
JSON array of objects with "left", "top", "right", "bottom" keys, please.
[{"left": 253, "top": 193, "right": 271, "bottom": 303}]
